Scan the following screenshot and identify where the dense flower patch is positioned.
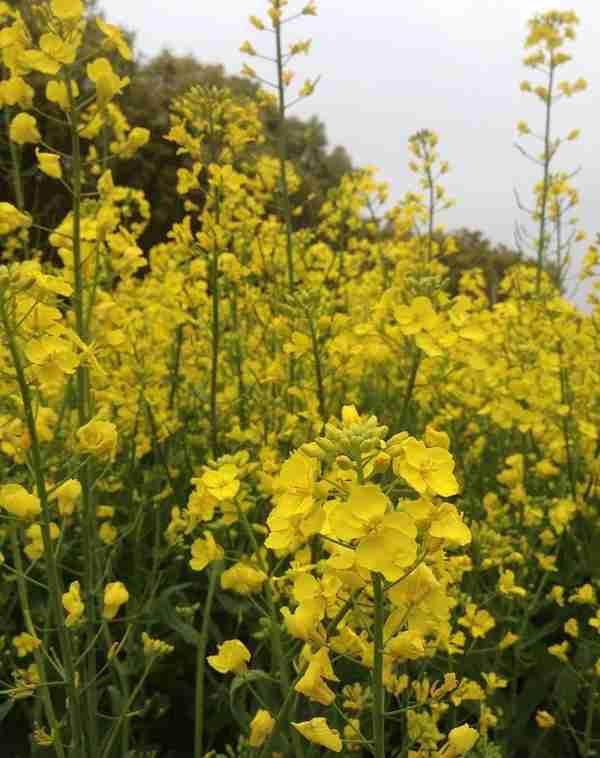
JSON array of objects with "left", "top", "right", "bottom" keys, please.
[{"left": 0, "top": 2, "right": 598, "bottom": 758}]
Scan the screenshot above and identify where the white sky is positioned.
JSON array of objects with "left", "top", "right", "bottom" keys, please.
[{"left": 99, "top": 0, "right": 599, "bottom": 300}]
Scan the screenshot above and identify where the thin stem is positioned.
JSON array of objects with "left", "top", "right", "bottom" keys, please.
[
  {"left": 535, "top": 63, "right": 555, "bottom": 295},
  {"left": 0, "top": 294, "right": 84, "bottom": 756},
  {"left": 66, "top": 72, "right": 100, "bottom": 756},
  {"left": 274, "top": 18, "right": 295, "bottom": 290},
  {"left": 99, "top": 658, "right": 155, "bottom": 758},
  {"left": 308, "top": 313, "right": 326, "bottom": 420},
  {"left": 235, "top": 502, "right": 304, "bottom": 758},
  {"left": 371, "top": 572, "right": 386, "bottom": 758},
  {"left": 10, "top": 528, "right": 66, "bottom": 758},
  {"left": 195, "top": 560, "right": 220, "bottom": 758},
  {"left": 400, "top": 348, "right": 421, "bottom": 429}
]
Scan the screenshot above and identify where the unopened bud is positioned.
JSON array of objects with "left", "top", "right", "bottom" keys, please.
[{"left": 301, "top": 442, "right": 325, "bottom": 459}]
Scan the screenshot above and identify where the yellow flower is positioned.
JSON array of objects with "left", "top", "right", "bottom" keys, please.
[
  {"left": 24, "top": 522, "right": 60, "bottom": 560},
  {"left": 396, "top": 438, "right": 459, "bottom": 497},
  {"left": 62, "top": 581, "right": 85, "bottom": 627},
  {"left": 429, "top": 503, "right": 471, "bottom": 545},
  {"left": 207, "top": 639, "right": 251, "bottom": 674},
  {"left": 0, "top": 484, "right": 41, "bottom": 520},
  {"left": 569, "top": 583, "right": 596, "bottom": 605},
  {"left": 292, "top": 717, "right": 343, "bottom": 752},
  {"left": 96, "top": 18, "right": 133, "bottom": 60},
  {"left": 295, "top": 647, "right": 339, "bottom": 705},
  {"left": 50, "top": 479, "right": 81, "bottom": 517},
  {"left": 46, "top": 79, "right": 78, "bottom": 110},
  {"left": 39, "top": 32, "right": 79, "bottom": 65},
  {"left": 386, "top": 630, "right": 425, "bottom": 661},
  {"left": 458, "top": 604, "right": 495, "bottom": 639},
  {"left": 87, "top": 58, "right": 129, "bottom": 103},
  {"left": 220, "top": 562, "right": 267, "bottom": 595},
  {"left": 76, "top": 417, "right": 118, "bottom": 461},
  {"left": 248, "top": 710, "right": 275, "bottom": 748},
  {"left": 481, "top": 672, "right": 508, "bottom": 694},
  {"left": 548, "top": 641, "right": 569, "bottom": 663},
  {"left": 9, "top": 113, "right": 41, "bottom": 145},
  {"left": 536, "top": 710, "right": 555, "bottom": 729},
  {"left": 201, "top": 464, "right": 240, "bottom": 500},
  {"left": 564, "top": 618, "right": 579, "bottom": 638},
  {"left": 498, "top": 569, "right": 527, "bottom": 598},
  {"left": 327, "top": 484, "right": 417, "bottom": 581},
  {"left": 13, "top": 632, "right": 41, "bottom": 658},
  {"left": 36, "top": 148, "right": 62, "bottom": 179},
  {"left": 25, "top": 336, "right": 79, "bottom": 385},
  {"left": 0, "top": 202, "right": 31, "bottom": 234},
  {"left": 249, "top": 15, "right": 265, "bottom": 30},
  {"left": 189, "top": 532, "right": 224, "bottom": 572},
  {"left": 498, "top": 631, "right": 519, "bottom": 650},
  {"left": 99, "top": 521, "right": 117, "bottom": 545},
  {"left": 0, "top": 76, "right": 34, "bottom": 108},
  {"left": 102, "top": 581, "right": 129, "bottom": 620},
  {"left": 51, "top": 0, "right": 83, "bottom": 20},
  {"left": 443, "top": 724, "right": 479, "bottom": 756},
  {"left": 394, "top": 296, "right": 438, "bottom": 335},
  {"left": 142, "top": 632, "right": 174, "bottom": 658}
]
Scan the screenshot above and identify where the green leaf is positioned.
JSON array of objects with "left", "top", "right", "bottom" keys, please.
[
  {"left": 156, "top": 582, "right": 200, "bottom": 646},
  {"left": 0, "top": 698, "right": 15, "bottom": 722}
]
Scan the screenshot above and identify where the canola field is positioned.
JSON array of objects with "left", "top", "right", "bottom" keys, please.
[{"left": 0, "top": 2, "right": 598, "bottom": 757}]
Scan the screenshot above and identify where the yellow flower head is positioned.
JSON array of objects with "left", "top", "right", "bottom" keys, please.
[
  {"left": 102, "top": 581, "right": 129, "bottom": 620},
  {"left": 248, "top": 709, "right": 275, "bottom": 747},
  {"left": 36, "top": 149, "right": 62, "bottom": 180},
  {"left": 87, "top": 58, "right": 129, "bottom": 103},
  {"left": 62, "top": 581, "right": 85, "bottom": 627},
  {"left": 51, "top": 0, "right": 83, "bottom": 20},
  {"left": 189, "top": 532, "right": 224, "bottom": 572},
  {"left": 0, "top": 484, "right": 41, "bottom": 520},
  {"left": 201, "top": 464, "right": 240, "bottom": 500},
  {"left": 220, "top": 562, "right": 267, "bottom": 595},
  {"left": 292, "top": 717, "right": 343, "bottom": 752},
  {"left": 9, "top": 113, "right": 41, "bottom": 145},
  {"left": 13, "top": 632, "right": 41, "bottom": 658},
  {"left": 76, "top": 417, "right": 118, "bottom": 461},
  {"left": 207, "top": 639, "right": 251, "bottom": 674},
  {"left": 395, "top": 437, "right": 459, "bottom": 497}
]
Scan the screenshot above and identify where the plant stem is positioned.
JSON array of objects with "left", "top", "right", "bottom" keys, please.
[
  {"left": 10, "top": 528, "right": 66, "bottom": 758},
  {"left": 99, "top": 659, "right": 155, "bottom": 758},
  {"left": 235, "top": 502, "right": 304, "bottom": 758},
  {"left": 67, "top": 74, "right": 99, "bottom": 756},
  {"left": 535, "top": 62, "right": 555, "bottom": 295},
  {"left": 0, "top": 295, "right": 84, "bottom": 756},
  {"left": 195, "top": 560, "right": 220, "bottom": 758},
  {"left": 371, "top": 572, "right": 386, "bottom": 758}
]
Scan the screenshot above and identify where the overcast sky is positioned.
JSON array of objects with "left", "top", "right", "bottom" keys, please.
[{"left": 99, "top": 0, "right": 598, "bottom": 300}]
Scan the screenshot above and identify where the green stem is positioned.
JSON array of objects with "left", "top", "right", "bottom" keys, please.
[
  {"left": 169, "top": 324, "right": 184, "bottom": 410},
  {"left": 67, "top": 74, "right": 100, "bottom": 756},
  {"left": 535, "top": 63, "right": 555, "bottom": 295},
  {"left": 99, "top": 659, "right": 155, "bottom": 758},
  {"left": 583, "top": 679, "right": 597, "bottom": 757},
  {"left": 308, "top": 314, "right": 326, "bottom": 420},
  {"left": 235, "top": 503, "right": 304, "bottom": 758},
  {"left": 400, "top": 348, "right": 421, "bottom": 429},
  {"left": 10, "top": 528, "right": 66, "bottom": 758},
  {"left": 195, "top": 560, "right": 220, "bottom": 758},
  {"left": 0, "top": 294, "right": 84, "bottom": 756},
  {"left": 231, "top": 288, "right": 247, "bottom": 428},
  {"left": 274, "top": 18, "right": 294, "bottom": 291},
  {"left": 371, "top": 572, "right": 386, "bottom": 758}
]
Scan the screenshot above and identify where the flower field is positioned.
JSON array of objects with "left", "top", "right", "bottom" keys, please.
[{"left": 0, "top": 2, "right": 599, "bottom": 757}]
